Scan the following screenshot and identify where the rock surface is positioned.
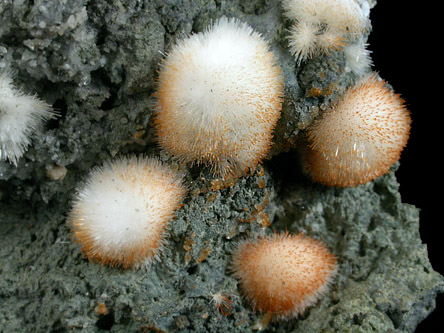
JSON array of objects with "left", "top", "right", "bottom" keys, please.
[{"left": 1, "top": 0, "right": 442, "bottom": 332}]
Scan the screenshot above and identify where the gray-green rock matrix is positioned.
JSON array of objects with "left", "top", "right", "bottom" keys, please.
[{"left": 1, "top": 0, "right": 442, "bottom": 332}]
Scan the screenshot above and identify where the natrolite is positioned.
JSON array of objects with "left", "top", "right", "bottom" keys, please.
[
  {"left": 68, "top": 156, "right": 186, "bottom": 269},
  {"left": 231, "top": 232, "right": 337, "bottom": 319},
  {"left": 0, "top": 70, "right": 57, "bottom": 165},
  {"left": 155, "top": 17, "right": 284, "bottom": 176},
  {"left": 304, "top": 74, "right": 411, "bottom": 187},
  {"left": 282, "top": 0, "right": 369, "bottom": 62}
]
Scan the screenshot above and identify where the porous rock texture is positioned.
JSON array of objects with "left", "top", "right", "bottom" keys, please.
[{"left": 1, "top": 0, "right": 442, "bottom": 332}]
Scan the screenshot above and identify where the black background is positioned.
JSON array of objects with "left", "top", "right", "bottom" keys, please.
[{"left": 368, "top": 1, "right": 442, "bottom": 331}]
